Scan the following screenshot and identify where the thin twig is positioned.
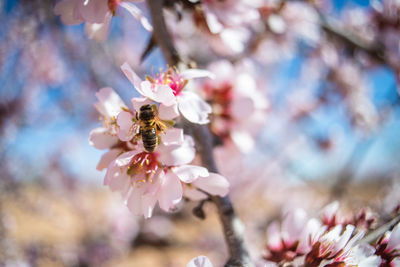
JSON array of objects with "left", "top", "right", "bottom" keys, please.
[
  {"left": 357, "top": 213, "right": 400, "bottom": 245},
  {"left": 146, "top": 0, "right": 253, "bottom": 266}
]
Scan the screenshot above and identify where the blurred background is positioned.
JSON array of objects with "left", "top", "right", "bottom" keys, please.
[{"left": 0, "top": 0, "right": 399, "bottom": 266}]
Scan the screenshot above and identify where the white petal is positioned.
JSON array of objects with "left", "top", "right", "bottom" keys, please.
[
  {"left": 159, "top": 102, "right": 179, "bottom": 120},
  {"left": 127, "top": 187, "right": 142, "bottom": 216},
  {"left": 192, "top": 173, "right": 229, "bottom": 197},
  {"left": 119, "top": 2, "right": 153, "bottom": 32},
  {"left": 180, "top": 69, "right": 215, "bottom": 80},
  {"left": 89, "top": 127, "right": 118, "bottom": 149},
  {"left": 388, "top": 223, "right": 400, "bottom": 251},
  {"left": 183, "top": 186, "right": 208, "bottom": 201},
  {"left": 141, "top": 192, "right": 157, "bottom": 218},
  {"left": 115, "top": 150, "right": 137, "bottom": 166},
  {"left": 94, "top": 87, "right": 126, "bottom": 118},
  {"left": 187, "top": 256, "right": 214, "bottom": 267},
  {"left": 173, "top": 165, "right": 209, "bottom": 183},
  {"left": 158, "top": 171, "right": 183, "bottom": 211},
  {"left": 230, "top": 130, "right": 254, "bottom": 154},
  {"left": 157, "top": 135, "right": 195, "bottom": 166},
  {"left": 85, "top": 13, "right": 111, "bottom": 42},
  {"left": 121, "top": 62, "right": 144, "bottom": 93},
  {"left": 147, "top": 83, "right": 176, "bottom": 105},
  {"left": 161, "top": 128, "right": 184, "bottom": 146},
  {"left": 178, "top": 92, "right": 211, "bottom": 124},
  {"left": 117, "top": 111, "right": 137, "bottom": 141},
  {"left": 96, "top": 149, "right": 121, "bottom": 171}
]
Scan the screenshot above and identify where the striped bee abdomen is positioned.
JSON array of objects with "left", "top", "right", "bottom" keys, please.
[{"left": 142, "top": 126, "right": 157, "bottom": 152}]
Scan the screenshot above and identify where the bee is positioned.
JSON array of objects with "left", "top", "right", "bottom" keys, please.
[{"left": 137, "top": 104, "right": 167, "bottom": 152}]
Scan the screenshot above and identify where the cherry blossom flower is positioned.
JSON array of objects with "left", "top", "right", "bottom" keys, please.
[
  {"left": 200, "top": 60, "right": 268, "bottom": 153},
  {"left": 264, "top": 209, "right": 325, "bottom": 263},
  {"left": 104, "top": 133, "right": 229, "bottom": 218},
  {"left": 54, "top": 0, "right": 152, "bottom": 41},
  {"left": 375, "top": 222, "right": 400, "bottom": 266},
  {"left": 344, "top": 244, "right": 382, "bottom": 267},
  {"left": 121, "top": 62, "right": 214, "bottom": 124},
  {"left": 187, "top": 256, "right": 214, "bottom": 267},
  {"left": 89, "top": 87, "right": 128, "bottom": 169},
  {"left": 305, "top": 224, "right": 364, "bottom": 266}
]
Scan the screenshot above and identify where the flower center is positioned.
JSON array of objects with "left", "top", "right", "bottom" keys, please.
[
  {"left": 203, "top": 82, "right": 234, "bottom": 139},
  {"left": 148, "top": 67, "right": 188, "bottom": 96},
  {"left": 127, "top": 152, "right": 159, "bottom": 180}
]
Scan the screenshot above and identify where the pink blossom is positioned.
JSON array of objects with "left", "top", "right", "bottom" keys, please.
[
  {"left": 121, "top": 62, "right": 214, "bottom": 124},
  {"left": 200, "top": 0, "right": 260, "bottom": 35},
  {"left": 54, "top": 0, "right": 152, "bottom": 41},
  {"left": 89, "top": 87, "right": 126, "bottom": 150},
  {"left": 187, "top": 256, "right": 213, "bottom": 267},
  {"left": 104, "top": 135, "right": 229, "bottom": 218},
  {"left": 200, "top": 60, "right": 268, "bottom": 153},
  {"left": 343, "top": 244, "right": 382, "bottom": 267},
  {"left": 264, "top": 209, "right": 325, "bottom": 263}
]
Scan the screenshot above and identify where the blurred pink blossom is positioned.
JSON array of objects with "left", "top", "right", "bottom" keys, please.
[{"left": 54, "top": 0, "right": 152, "bottom": 41}]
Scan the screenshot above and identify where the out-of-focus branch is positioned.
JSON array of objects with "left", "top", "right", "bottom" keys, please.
[
  {"left": 358, "top": 213, "right": 400, "bottom": 245},
  {"left": 316, "top": 10, "right": 387, "bottom": 65},
  {"left": 147, "top": 1, "right": 253, "bottom": 266}
]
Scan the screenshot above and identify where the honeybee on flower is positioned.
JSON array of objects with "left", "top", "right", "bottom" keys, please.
[{"left": 121, "top": 62, "right": 215, "bottom": 124}]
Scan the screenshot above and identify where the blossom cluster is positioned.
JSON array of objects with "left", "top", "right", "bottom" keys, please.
[
  {"left": 262, "top": 202, "right": 400, "bottom": 266},
  {"left": 89, "top": 63, "right": 229, "bottom": 218}
]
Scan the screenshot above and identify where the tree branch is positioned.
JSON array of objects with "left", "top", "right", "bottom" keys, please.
[
  {"left": 357, "top": 213, "right": 400, "bottom": 245},
  {"left": 146, "top": 1, "right": 253, "bottom": 266}
]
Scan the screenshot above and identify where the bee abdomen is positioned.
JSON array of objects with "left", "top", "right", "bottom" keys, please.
[{"left": 142, "top": 127, "right": 157, "bottom": 152}]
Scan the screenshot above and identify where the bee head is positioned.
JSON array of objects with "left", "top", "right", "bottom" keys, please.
[{"left": 139, "top": 104, "right": 155, "bottom": 121}]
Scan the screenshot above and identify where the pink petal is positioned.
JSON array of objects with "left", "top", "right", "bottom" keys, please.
[
  {"left": 187, "top": 256, "right": 214, "bottom": 267},
  {"left": 141, "top": 191, "right": 158, "bottom": 218},
  {"left": 94, "top": 87, "right": 126, "bottom": 118},
  {"left": 117, "top": 111, "right": 137, "bottom": 141},
  {"left": 159, "top": 103, "right": 179, "bottom": 120},
  {"left": 157, "top": 135, "right": 195, "bottom": 166},
  {"left": 183, "top": 186, "right": 208, "bottom": 201},
  {"left": 115, "top": 150, "right": 137, "bottom": 166},
  {"left": 105, "top": 160, "right": 130, "bottom": 191},
  {"left": 85, "top": 12, "right": 112, "bottom": 42},
  {"left": 178, "top": 91, "right": 211, "bottom": 124},
  {"left": 78, "top": 0, "right": 109, "bottom": 23},
  {"left": 158, "top": 171, "right": 183, "bottom": 212},
  {"left": 266, "top": 221, "right": 283, "bottom": 250},
  {"left": 281, "top": 209, "right": 307, "bottom": 246},
  {"left": 388, "top": 223, "right": 400, "bottom": 252},
  {"left": 231, "top": 96, "right": 255, "bottom": 120},
  {"left": 96, "top": 149, "right": 121, "bottom": 171},
  {"left": 89, "top": 127, "right": 118, "bottom": 149},
  {"left": 121, "top": 62, "right": 144, "bottom": 92},
  {"left": 127, "top": 187, "right": 143, "bottom": 216},
  {"left": 204, "top": 6, "right": 223, "bottom": 34},
  {"left": 173, "top": 165, "right": 209, "bottom": 183},
  {"left": 180, "top": 69, "right": 215, "bottom": 80},
  {"left": 192, "top": 172, "right": 229, "bottom": 197},
  {"left": 119, "top": 2, "right": 153, "bottom": 32},
  {"left": 54, "top": 0, "right": 83, "bottom": 25},
  {"left": 230, "top": 130, "right": 254, "bottom": 154},
  {"left": 142, "top": 82, "right": 175, "bottom": 106},
  {"left": 161, "top": 128, "right": 184, "bottom": 146}
]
